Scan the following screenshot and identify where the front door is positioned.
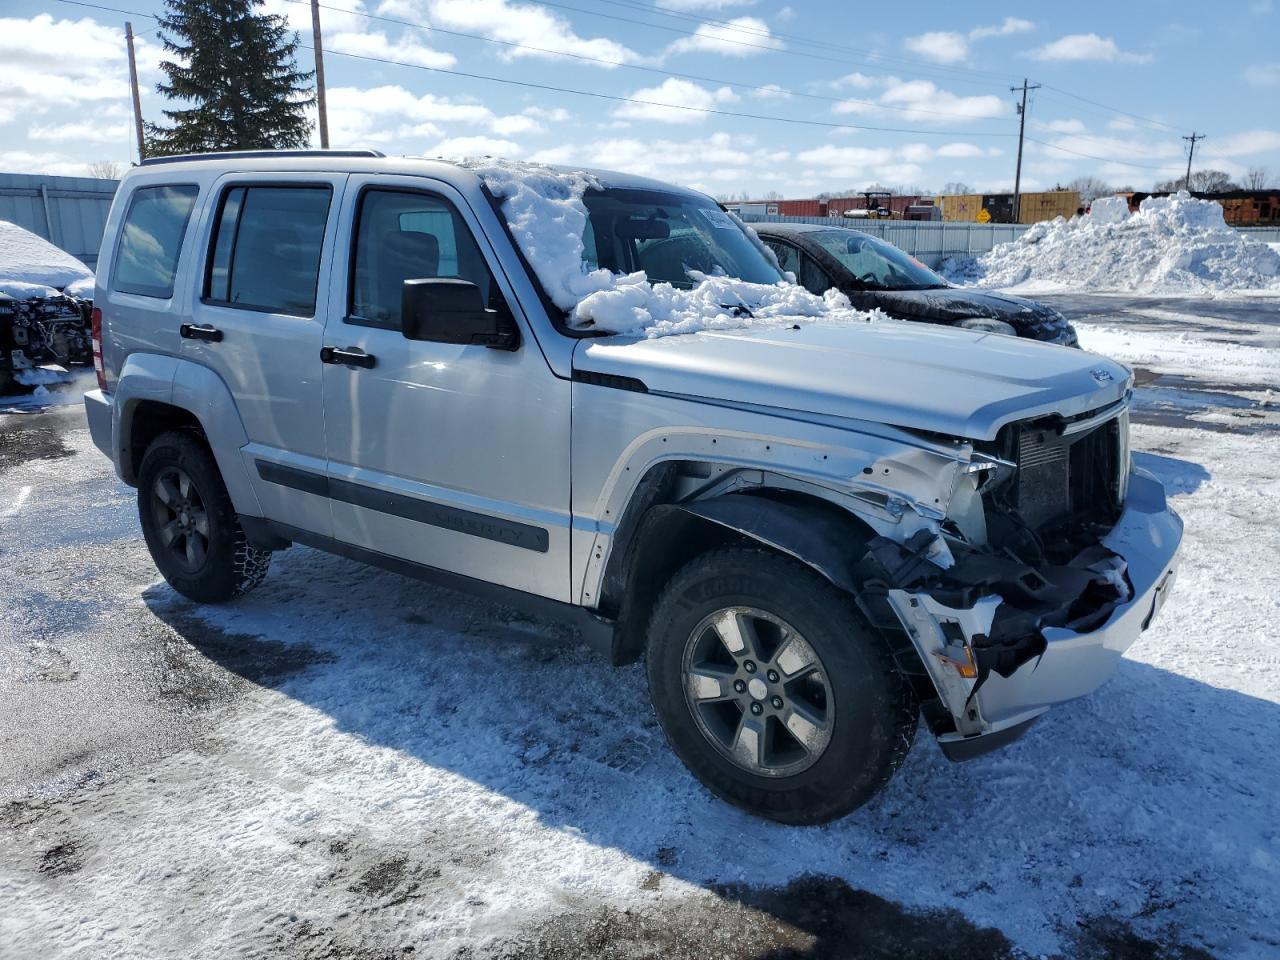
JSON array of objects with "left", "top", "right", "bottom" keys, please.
[
  {"left": 319, "top": 177, "right": 572, "bottom": 601},
  {"left": 183, "top": 173, "right": 347, "bottom": 536}
]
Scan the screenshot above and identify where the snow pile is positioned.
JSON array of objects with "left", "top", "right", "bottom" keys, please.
[
  {"left": 461, "top": 158, "right": 879, "bottom": 337},
  {"left": 941, "top": 192, "right": 1280, "bottom": 295},
  {"left": 0, "top": 220, "right": 93, "bottom": 290}
]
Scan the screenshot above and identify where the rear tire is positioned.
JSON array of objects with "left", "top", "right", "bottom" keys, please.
[
  {"left": 137, "top": 431, "right": 270, "bottom": 602},
  {"left": 645, "top": 546, "right": 916, "bottom": 824}
]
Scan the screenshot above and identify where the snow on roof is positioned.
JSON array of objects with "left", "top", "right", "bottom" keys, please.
[
  {"left": 460, "top": 157, "right": 880, "bottom": 338},
  {"left": 941, "top": 191, "right": 1280, "bottom": 295},
  {"left": 0, "top": 220, "right": 93, "bottom": 291}
]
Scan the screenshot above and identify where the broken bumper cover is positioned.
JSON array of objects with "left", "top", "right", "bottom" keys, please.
[{"left": 892, "top": 466, "right": 1182, "bottom": 757}]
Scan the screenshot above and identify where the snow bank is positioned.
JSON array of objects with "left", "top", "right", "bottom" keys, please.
[
  {"left": 461, "top": 158, "right": 878, "bottom": 337},
  {"left": 941, "top": 192, "right": 1280, "bottom": 295},
  {"left": 0, "top": 220, "right": 93, "bottom": 290}
]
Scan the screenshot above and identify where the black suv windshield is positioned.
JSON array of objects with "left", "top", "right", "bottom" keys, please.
[
  {"left": 582, "top": 188, "right": 784, "bottom": 288},
  {"left": 809, "top": 229, "right": 948, "bottom": 291}
]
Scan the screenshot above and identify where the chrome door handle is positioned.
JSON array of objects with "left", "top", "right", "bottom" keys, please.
[
  {"left": 320, "top": 346, "right": 376, "bottom": 369},
  {"left": 180, "top": 323, "right": 223, "bottom": 343}
]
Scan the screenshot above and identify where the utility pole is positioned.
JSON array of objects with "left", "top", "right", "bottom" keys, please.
[
  {"left": 310, "top": 0, "right": 329, "bottom": 148},
  {"left": 1182, "top": 132, "right": 1205, "bottom": 191},
  {"left": 125, "top": 22, "right": 146, "bottom": 161},
  {"left": 1010, "top": 78, "right": 1040, "bottom": 224}
]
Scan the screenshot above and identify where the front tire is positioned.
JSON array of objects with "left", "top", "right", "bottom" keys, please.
[
  {"left": 646, "top": 546, "right": 916, "bottom": 824},
  {"left": 137, "top": 431, "right": 270, "bottom": 603}
]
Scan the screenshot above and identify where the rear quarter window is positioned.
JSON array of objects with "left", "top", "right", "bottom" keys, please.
[{"left": 111, "top": 184, "right": 200, "bottom": 299}]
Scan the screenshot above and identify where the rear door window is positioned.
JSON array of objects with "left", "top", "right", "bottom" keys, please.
[
  {"left": 112, "top": 184, "right": 199, "bottom": 299},
  {"left": 204, "top": 185, "right": 332, "bottom": 316}
]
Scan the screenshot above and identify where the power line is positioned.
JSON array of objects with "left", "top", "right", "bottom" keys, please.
[
  {"left": 50, "top": 0, "right": 1017, "bottom": 137},
  {"left": 1036, "top": 83, "right": 1183, "bottom": 134},
  {"left": 1182, "top": 131, "right": 1206, "bottom": 188},
  {"left": 583, "top": 0, "right": 1022, "bottom": 87},
  {"left": 53, "top": 0, "right": 1195, "bottom": 171},
  {"left": 280, "top": 0, "right": 1008, "bottom": 123},
  {"left": 1023, "top": 136, "right": 1171, "bottom": 171}
]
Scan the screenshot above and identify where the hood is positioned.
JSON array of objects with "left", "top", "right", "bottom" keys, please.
[
  {"left": 863, "top": 288, "right": 1072, "bottom": 342},
  {"left": 574, "top": 320, "right": 1129, "bottom": 441}
]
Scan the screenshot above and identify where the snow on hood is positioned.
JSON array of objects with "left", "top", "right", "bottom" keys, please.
[
  {"left": 460, "top": 158, "right": 883, "bottom": 337},
  {"left": 941, "top": 191, "right": 1280, "bottom": 295},
  {"left": 0, "top": 220, "right": 93, "bottom": 290}
]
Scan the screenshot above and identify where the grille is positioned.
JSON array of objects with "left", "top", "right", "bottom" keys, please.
[{"left": 1011, "top": 410, "right": 1127, "bottom": 535}]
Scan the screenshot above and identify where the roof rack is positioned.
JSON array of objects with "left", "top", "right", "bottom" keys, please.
[{"left": 139, "top": 149, "right": 385, "bottom": 166}]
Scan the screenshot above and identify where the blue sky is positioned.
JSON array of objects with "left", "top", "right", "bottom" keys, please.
[{"left": 1, "top": 0, "right": 1278, "bottom": 197}]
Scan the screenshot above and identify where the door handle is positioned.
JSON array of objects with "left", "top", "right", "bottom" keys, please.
[
  {"left": 320, "top": 345, "right": 376, "bottom": 369},
  {"left": 180, "top": 323, "right": 223, "bottom": 343}
]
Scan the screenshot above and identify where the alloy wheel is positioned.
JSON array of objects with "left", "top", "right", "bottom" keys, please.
[
  {"left": 681, "top": 606, "right": 834, "bottom": 777},
  {"left": 150, "top": 465, "right": 211, "bottom": 573}
]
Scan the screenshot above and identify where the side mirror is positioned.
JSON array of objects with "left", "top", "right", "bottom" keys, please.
[{"left": 400, "top": 278, "right": 519, "bottom": 350}]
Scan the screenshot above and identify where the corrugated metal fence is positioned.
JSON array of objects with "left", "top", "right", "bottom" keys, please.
[{"left": 0, "top": 173, "right": 118, "bottom": 270}]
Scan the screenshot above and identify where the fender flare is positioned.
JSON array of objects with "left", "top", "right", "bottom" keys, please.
[{"left": 114, "top": 352, "right": 263, "bottom": 516}]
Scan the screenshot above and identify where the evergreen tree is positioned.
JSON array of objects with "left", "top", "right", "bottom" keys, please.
[{"left": 147, "top": 0, "right": 314, "bottom": 155}]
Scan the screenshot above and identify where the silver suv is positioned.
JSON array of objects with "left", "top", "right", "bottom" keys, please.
[{"left": 84, "top": 151, "right": 1181, "bottom": 824}]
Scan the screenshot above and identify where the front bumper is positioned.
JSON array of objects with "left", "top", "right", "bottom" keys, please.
[{"left": 891, "top": 466, "right": 1182, "bottom": 756}]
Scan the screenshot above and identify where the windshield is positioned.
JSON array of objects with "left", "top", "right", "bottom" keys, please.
[
  {"left": 809, "top": 230, "right": 948, "bottom": 291},
  {"left": 581, "top": 188, "right": 785, "bottom": 289}
]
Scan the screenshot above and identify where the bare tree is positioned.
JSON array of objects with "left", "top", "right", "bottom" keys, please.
[
  {"left": 940, "top": 181, "right": 972, "bottom": 195},
  {"left": 1242, "top": 166, "right": 1270, "bottom": 190},
  {"left": 761, "top": 190, "right": 784, "bottom": 201},
  {"left": 1067, "top": 175, "right": 1114, "bottom": 202},
  {"left": 1154, "top": 169, "right": 1240, "bottom": 193},
  {"left": 87, "top": 160, "right": 124, "bottom": 180}
]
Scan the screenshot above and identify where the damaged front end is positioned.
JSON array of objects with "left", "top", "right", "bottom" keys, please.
[
  {"left": 0, "top": 289, "right": 94, "bottom": 392},
  {"left": 861, "top": 399, "right": 1182, "bottom": 759}
]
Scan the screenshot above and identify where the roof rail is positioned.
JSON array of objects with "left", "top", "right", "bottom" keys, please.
[{"left": 139, "top": 149, "right": 385, "bottom": 166}]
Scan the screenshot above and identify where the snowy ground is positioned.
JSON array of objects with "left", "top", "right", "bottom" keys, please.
[{"left": 2, "top": 298, "right": 1278, "bottom": 960}]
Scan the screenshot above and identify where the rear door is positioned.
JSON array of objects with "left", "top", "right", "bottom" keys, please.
[
  {"left": 182, "top": 173, "right": 346, "bottom": 536},
  {"left": 317, "top": 176, "right": 572, "bottom": 601}
]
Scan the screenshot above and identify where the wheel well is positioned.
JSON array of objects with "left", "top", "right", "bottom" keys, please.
[{"left": 123, "top": 400, "right": 206, "bottom": 484}]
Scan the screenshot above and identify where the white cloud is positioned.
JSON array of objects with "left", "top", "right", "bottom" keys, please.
[
  {"left": 664, "top": 17, "right": 782, "bottom": 57},
  {"left": 1203, "top": 130, "right": 1280, "bottom": 158},
  {"left": 420, "top": 0, "right": 639, "bottom": 65},
  {"left": 29, "top": 120, "right": 133, "bottom": 145},
  {"left": 1036, "top": 118, "right": 1087, "bottom": 134},
  {"left": 905, "top": 31, "right": 968, "bottom": 64},
  {"left": 794, "top": 144, "right": 894, "bottom": 168},
  {"left": 1030, "top": 33, "right": 1152, "bottom": 63},
  {"left": 325, "top": 29, "right": 455, "bottom": 69},
  {"left": 614, "top": 78, "right": 739, "bottom": 124},
  {"left": 905, "top": 18, "right": 1034, "bottom": 64},
  {"left": 751, "top": 83, "right": 792, "bottom": 99},
  {"left": 936, "top": 142, "right": 986, "bottom": 158},
  {"left": 0, "top": 14, "right": 162, "bottom": 112},
  {"left": 326, "top": 85, "right": 495, "bottom": 146},
  {"left": 489, "top": 114, "right": 543, "bottom": 136},
  {"left": 532, "top": 131, "right": 789, "bottom": 189},
  {"left": 874, "top": 79, "right": 1007, "bottom": 122},
  {"left": 428, "top": 135, "right": 522, "bottom": 158},
  {"left": 0, "top": 150, "right": 104, "bottom": 176},
  {"left": 969, "top": 17, "right": 1034, "bottom": 40},
  {"left": 522, "top": 106, "right": 572, "bottom": 122},
  {"left": 899, "top": 143, "right": 934, "bottom": 163},
  {"left": 1244, "top": 63, "right": 1280, "bottom": 87},
  {"left": 832, "top": 72, "right": 876, "bottom": 89}
]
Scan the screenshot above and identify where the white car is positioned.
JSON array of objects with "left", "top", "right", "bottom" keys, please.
[{"left": 84, "top": 151, "right": 1181, "bottom": 824}]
